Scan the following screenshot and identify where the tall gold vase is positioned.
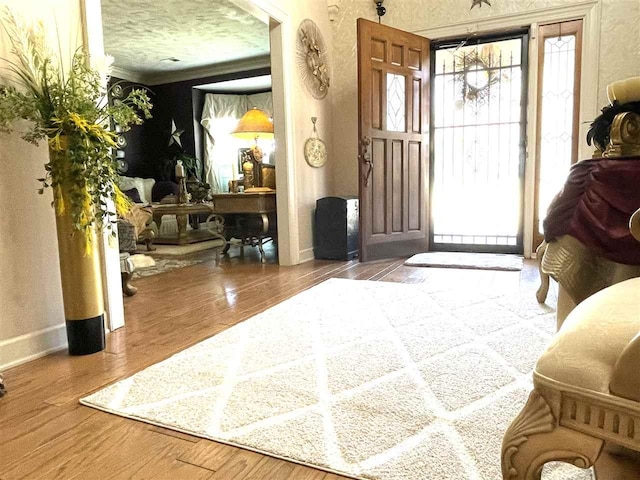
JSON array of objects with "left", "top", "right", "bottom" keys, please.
[{"left": 50, "top": 146, "right": 106, "bottom": 355}]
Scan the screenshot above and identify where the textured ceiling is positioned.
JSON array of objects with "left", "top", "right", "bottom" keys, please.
[{"left": 101, "top": 0, "right": 269, "bottom": 74}]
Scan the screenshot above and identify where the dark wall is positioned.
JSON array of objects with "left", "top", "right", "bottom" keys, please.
[
  {"left": 109, "top": 77, "right": 153, "bottom": 178},
  {"left": 146, "top": 67, "right": 272, "bottom": 180},
  {"left": 111, "top": 67, "right": 271, "bottom": 181}
]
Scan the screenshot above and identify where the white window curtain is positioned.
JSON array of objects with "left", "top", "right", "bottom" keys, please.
[{"left": 200, "top": 92, "right": 273, "bottom": 193}]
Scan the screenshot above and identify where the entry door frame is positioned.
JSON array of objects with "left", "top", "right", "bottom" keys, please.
[
  {"left": 429, "top": 29, "right": 530, "bottom": 254},
  {"left": 414, "top": 0, "right": 602, "bottom": 258}
]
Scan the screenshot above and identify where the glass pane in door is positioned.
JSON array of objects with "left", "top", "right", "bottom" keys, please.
[
  {"left": 432, "top": 36, "right": 526, "bottom": 250},
  {"left": 537, "top": 35, "right": 577, "bottom": 233},
  {"left": 387, "top": 73, "right": 406, "bottom": 132}
]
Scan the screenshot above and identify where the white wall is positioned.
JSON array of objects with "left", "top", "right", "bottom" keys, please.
[
  {"left": 329, "top": 0, "right": 640, "bottom": 196},
  {"left": 260, "top": 0, "right": 335, "bottom": 263},
  {"left": 0, "top": 0, "right": 83, "bottom": 369}
]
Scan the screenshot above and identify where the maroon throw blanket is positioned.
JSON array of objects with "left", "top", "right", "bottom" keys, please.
[{"left": 543, "top": 156, "right": 640, "bottom": 265}]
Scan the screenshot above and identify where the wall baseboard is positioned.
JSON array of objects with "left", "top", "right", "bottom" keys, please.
[
  {"left": 0, "top": 324, "right": 67, "bottom": 371},
  {"left": 299, "top": 247, "right": 315, "bottom": 264}
]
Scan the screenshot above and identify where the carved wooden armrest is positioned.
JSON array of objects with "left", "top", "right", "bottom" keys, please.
[
  {"left": 610, "top": 333, "right": 640, "bottom": 402},
  {"left": 602, "top": 111, "right": 640, "bottom": 158}
]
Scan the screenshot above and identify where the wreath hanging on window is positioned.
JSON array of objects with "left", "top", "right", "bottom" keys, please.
[{"left": 455, "top": 48, "right": 502, "bottom": 107}]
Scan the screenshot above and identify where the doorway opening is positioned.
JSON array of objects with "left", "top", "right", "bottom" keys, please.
[
  {"left": 83, "top": 0, "right": 298, "bottom": 331},
  {"left": 430, "top": 31, "right": 529, "bottom": 254}
]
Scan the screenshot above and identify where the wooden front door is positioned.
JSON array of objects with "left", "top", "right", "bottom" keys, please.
[{"left": 357, "top": 18, "right": 431, "bottom": 262}]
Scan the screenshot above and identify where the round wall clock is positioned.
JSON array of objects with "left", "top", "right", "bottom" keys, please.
[
  {"left": 304, "top": 117, "right": 327, "bottom": 168},
  {"left": 296, "top": 19, "right": 331, "bottom": 100}
]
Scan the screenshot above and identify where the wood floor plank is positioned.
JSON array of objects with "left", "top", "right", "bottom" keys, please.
[
  {"left": 243, "top": 456, "right": 297, "bottom": 479},
  {"left": 286, "top": 464, "right": 332, "bottom": 480},
  {"left": 178, "top": 440, "right": 239, "bottom": 472},
  {"left": 0, "top": 404, "right": 96, "bottom": 470},
  {"left": 207, "top": 449, "right": 266, "bottom": 479},
  {"left": 148, "top": 425, "right": 201, "bottom": 443}
]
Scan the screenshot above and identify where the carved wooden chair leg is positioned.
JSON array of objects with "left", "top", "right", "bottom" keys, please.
[
  {"left": 121, "top": 272, "right": 138, "bottom": 297},
  {"left": 258, "top": 238, "right": 266, "bottom": 263},
  {"left": 535, "top": 241, "right": 550, "bottom": 304},
  {"left": 502, "top": 390, "right": 603, "bottom": 480}
]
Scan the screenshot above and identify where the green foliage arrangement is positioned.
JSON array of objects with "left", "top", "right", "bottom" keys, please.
[{"left": 0, "top": 7, "right": 152, "bottom": 246}]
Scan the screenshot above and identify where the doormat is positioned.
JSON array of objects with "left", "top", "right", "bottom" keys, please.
[
  {"left": 405, "top": 252, "right": 523, "bottom": 271},
  {"left": 81, "top": 279, "right": 588, "bottom": 480}
]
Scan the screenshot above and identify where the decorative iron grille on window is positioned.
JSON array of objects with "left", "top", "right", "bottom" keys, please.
[{"left": 432, "top": 36, "right": 526, "bottom": 250}]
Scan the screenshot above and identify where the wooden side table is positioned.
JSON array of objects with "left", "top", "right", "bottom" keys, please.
[{"left": 211, "top": 192, "right": 277, "bottom": 263}]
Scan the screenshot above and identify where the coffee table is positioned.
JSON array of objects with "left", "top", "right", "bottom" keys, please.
[{"left": 150, "top": 203, "right": 225, "bottom": 246}]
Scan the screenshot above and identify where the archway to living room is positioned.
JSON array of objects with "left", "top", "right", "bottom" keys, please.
[{"left": 82, "top": 0, "right": 297, "bottom": 330}]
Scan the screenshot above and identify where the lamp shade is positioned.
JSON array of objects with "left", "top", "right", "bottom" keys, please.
[{"left": 232, "top": 107, "right": 274, "bottom": 140}]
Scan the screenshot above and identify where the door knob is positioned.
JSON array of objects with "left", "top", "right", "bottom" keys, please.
[{"left": 360, "top": 136, "right": 374, "bottom": 185}]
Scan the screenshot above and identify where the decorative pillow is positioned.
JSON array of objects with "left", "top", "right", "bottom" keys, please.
[
  {"left": 122, "top": 188, "right": 142, "bottom": 204},
  {"left": 117, "top": 176, "right": 156, "bottom": 204},
  {"left": 152, "top": 181, "right": 180, "bottom": 203}
]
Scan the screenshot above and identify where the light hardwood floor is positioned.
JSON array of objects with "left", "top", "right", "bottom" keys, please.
[{"left": 0, "top": 247, "right": 631, "bottom": 479}]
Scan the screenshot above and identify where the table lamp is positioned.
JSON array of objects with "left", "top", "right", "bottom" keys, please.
[{"left": 232, "top": 107, "right": 274, "bottom": 188}]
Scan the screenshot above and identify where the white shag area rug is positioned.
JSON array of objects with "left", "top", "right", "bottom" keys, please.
[
  {"left": 81, "top": 279, "right": 592, "bottom": 480},
  {"left": 405, "top": 252, "right": 524, "bottom": 271}
]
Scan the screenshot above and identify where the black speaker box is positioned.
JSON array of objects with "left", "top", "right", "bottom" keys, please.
[{"left": 314, "top": 196, "right": 359, "bottom": 260}]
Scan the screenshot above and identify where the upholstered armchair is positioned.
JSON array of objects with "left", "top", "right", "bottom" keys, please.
[{"left": 501, "top": 208, "right": 640, "bottom": 479}]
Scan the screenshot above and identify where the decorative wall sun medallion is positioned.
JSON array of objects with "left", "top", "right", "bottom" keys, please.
[
  {"left": 304, "top": 117, "right": 327, "bottom": 168},
  {"left": 296, "top": 19, "right": 331, "bottom": 100},
  {"left": 471, "top": 0, "right": 491, "bottom": 9}
]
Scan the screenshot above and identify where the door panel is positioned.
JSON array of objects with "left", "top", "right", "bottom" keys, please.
[
  {"left": 408, "top": 141, "right": 421, "bottom": 231},
  {"left": 372, "top": 69, "right": 383, "bottom": 129},
  {"left": 391, "top": 139, "right": 403, "bottom": 233},
  {"left": 358, "top": 18, "right": 431, "bottom": 261}
]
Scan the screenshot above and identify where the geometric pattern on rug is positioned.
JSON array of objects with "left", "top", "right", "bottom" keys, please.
[
  {"left": 81, "top": 278, "right": 593, "bottom": 480},
  {"left": 405, "top": 252, "right": 524, "bottom": 271}
]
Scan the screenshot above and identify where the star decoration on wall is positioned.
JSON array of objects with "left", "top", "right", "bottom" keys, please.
[
  {"left": 471, "top": 0, "right": 491, "bottom": 9},
  {"left": 168, "top": 119, "right": 184, "bottom": 148}
]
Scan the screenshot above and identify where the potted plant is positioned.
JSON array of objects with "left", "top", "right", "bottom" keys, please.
[{"left": 0, "top": 8, "right": 152, "bottom": 355}]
